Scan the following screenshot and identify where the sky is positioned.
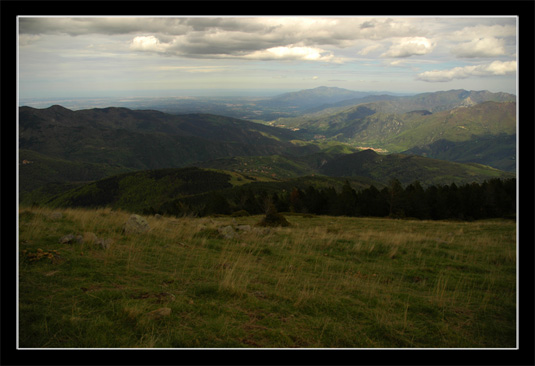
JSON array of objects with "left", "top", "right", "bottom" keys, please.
[{"left": 18, "top": 16, "right": 518, "bottom": 99}]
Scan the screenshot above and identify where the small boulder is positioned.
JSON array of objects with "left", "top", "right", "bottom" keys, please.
[
  {"left": 59, "top": 234, "right": 83, "bottom": 244},
  {"left": 97, "top": 238, "right": 113, "bottom": 250},
  {"left": 145, "top": 307, "right": 171, "bottom": 319},
  {"left": 218, "top": 225, "right": 236, "bottom": 239},
  {"left": 59, "top": 234, "right": 74, "bottom": 244},
  {"left": 236, "top": 225, "right": 251, "bottom": 232},
  {"left": 122, "top": 214, "right": 150, "bottom": 234}
]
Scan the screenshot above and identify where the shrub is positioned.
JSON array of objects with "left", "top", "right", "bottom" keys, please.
[
  {"left": 231, "top": 210, "right": 250, "bottom": 217},
  {"left": 256, "top": 204, "right": 290, "bottom": 227}
]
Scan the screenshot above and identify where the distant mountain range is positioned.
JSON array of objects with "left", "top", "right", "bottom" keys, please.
[
  {"left": 19, "top": 86, "right": 406, "bottom": 121},
  {"left": 268, "top": 88, "right": 515, "bottom": 131},
  {"left": 256, "top": 86, "right": 401, "bottom": 112},
  {"left": 266, "top": 88, "right": 516, "bottom": 171},
  {"left": 18, "top": 87, "right": 516, "bottom": 208}
]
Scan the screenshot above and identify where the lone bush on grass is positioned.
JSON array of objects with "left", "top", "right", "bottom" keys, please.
[{"left": 256, "top": 204, "right": 290, "bottom": 227}]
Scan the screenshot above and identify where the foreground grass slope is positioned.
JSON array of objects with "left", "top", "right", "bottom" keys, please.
[{"left": 18, "top": 207, "right": 516, "bottom": 348}]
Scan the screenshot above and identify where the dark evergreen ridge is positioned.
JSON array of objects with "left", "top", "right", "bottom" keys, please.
[
  {"left": 40, "top": 167, "right": 380, "bottom": 214},
  {"left": 43, "top": 167, "right": 236, "bottom": 214},
  {"left": 41, "top": 166, "right": 515, "bottom": 221},
  {"left": 318, "top": 149, "right": 513, "bottom": 186},
  {"left": 18, "top": 149, "right": 134, "bottom": 205}
]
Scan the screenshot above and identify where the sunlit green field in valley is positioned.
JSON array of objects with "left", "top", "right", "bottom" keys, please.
[{"left": 18, "top": 206, "right": 517, "bottom": 348}]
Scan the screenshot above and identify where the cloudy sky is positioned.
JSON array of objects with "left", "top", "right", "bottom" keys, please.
[{"left": 18, "top": 16, "right": 518, "bottom": 99}]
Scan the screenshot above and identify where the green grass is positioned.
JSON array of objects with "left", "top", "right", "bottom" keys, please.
[{"left": 18, "top": 206, "right": 517, "bottom": 348}]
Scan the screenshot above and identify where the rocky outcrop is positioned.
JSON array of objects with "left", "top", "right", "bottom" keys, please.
[
  {"left": 59, "top": 232, "right": 113, "bottom": 249},
  {"left": 217, "top": 224, "right": 253, "bottom": 239},
  {"left": 59, "top": 234, "right": 83, "bottom": 244},
  {"left": 122, "top": 214, "right": 150, "bottom": 234}
]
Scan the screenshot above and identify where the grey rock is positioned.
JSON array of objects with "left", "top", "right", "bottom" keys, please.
[
  {"left": 98, "top": 238, "right": 113, "bottom": 249},
  {"left": 59, "top": 234, "right": 83, "bottom": 244},
  {"left": 122, "top": 214, "right": 150, "bottom": 234},
  {"left": 146, "top": 307, "right": 171, "bottom": 319},
  {"left": 59, "top": 234, "right": 75, "bottom": 244},
  {"left": 218, "top": 225, "right": 236, "bottom": 239},
  {"left": 236, "top": 225, "right": 251, "bottom": 232}
]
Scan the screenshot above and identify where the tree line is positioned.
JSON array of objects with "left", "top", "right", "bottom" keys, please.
[{"left": 161, "top": 177, "right": 516, "bottom": 221}]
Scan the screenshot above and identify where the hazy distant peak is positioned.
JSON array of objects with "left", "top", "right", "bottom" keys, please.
[
  {"left": 46, "top": 104, "right": 72, "bottom": 112},
  {"left": 266, "top": 87, "right": 381, "bottom": 110}
]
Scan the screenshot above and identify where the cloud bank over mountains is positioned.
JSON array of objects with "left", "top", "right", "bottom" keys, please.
[
  {"left": 18, "top": 16, "right": 517, "bottom": 97},
  {"left": 417, "top": 60, "right": 517, "bottom": 82}
]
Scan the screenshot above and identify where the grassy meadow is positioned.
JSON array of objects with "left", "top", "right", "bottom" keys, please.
[{"left": 18, "top": 206, "right": 517, "bottom": 348}]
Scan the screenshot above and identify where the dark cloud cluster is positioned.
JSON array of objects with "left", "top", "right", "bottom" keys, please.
[{"left": 19, "top": 17, "right": 423, "bottom": 61}]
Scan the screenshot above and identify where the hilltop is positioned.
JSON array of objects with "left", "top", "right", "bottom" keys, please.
[{"left": 257, "top": 86, "right": 399, "bottom": 112}]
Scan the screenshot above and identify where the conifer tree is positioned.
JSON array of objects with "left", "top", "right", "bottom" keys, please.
[
  {"left": 339, "top": 181, "right": 358, "bottom": 216},
  {"left": 388, "top": 178, "right": 406, "bottom": 218}
]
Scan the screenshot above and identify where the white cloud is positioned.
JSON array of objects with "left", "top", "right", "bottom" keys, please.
[
  {"left": 239, "top": 46, "right": 340, "bottom": 63},
  {"left": 452, "top": 37, "right": 506, "bottom": 58},
  {"left": 389, "top": 59, "right": 407, "bottom": 66},
  {"left": 381, "top": 37, "right": 435, "bottom": 58},
  {"left": 417, "top": 60, "right": 516, "bottom": 82},
  {"left": 483, "top": 60, "right": 517, "bottom": 75},
  {"left": 130, "top": 35, "right": 169, "bottom": 53},
  {"left": 358, "top": 44, "right": 383, "bottom": 56}
]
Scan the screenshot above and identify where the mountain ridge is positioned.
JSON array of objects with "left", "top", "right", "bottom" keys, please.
[
  {"left": 266, "top": 90, "right": 516, "bottom": 171},
  {"left": 18, "top": 89, "right": 516, "bottom": 206},
  {"left": 19, "top": 106, "right": 317, "bottom": 170}
]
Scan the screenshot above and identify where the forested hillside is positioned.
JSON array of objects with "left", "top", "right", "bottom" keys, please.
[
  {"left": 19, "top": 88, "right": 517, "bottom": 217},
  {"left": 39, "top": 165, "right": 515, "bottom": 222},
  {"left": 19, "top": 105, "right": 314, "bottom": 171}
]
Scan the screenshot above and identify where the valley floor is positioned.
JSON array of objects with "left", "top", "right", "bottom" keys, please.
[{"left": 18, "top": 207, "right": 517, "bottom": 349}]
